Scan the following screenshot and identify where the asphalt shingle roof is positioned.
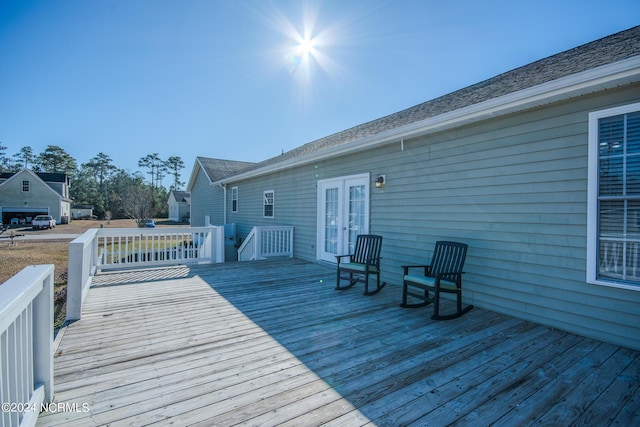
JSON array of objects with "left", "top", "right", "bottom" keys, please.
[
  {"left": 171, "top": 190, "right": 190, "bottom": 203},
  {"left": 196, "top": 157, "right": 256, "bottom": 182},
  {"left": 238, "top": 25, "right": 640, "bottom": 174}
]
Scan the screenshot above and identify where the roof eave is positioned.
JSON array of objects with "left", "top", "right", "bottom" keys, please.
[
  {"left": 186, "top": 158, "right": 210, "bottom": 192},
  {"left": 216, "top": 55, "right": 640, "bottom": 185}
]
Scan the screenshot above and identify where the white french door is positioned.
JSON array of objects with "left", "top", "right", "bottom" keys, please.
[{"left": 317, "top": 174, "right": 370, "bottom": 263}]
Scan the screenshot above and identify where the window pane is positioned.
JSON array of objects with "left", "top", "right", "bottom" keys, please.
[
  {"left": 625, "top": 241, "right": 640, "bottom": 281},
  {"left": 599, "top": 200, "right": 624, "bottom": 237},
  {"left": 599, "top": 115, "right": 624, "bottom": 157},
  {"left": 598, "top": 239, "right": 624, "bottom": 280},
  {"left": 324, "top": 188, "right": 338, "bottom": 254},
  {"left": 628, "top": 155, "right": 640, "bottom": 195},
  {"left": 263, "top": 191, "right": 274, "bottom": 217},
  {"left": 599, "top": 155, "right": 623, "bottom": 196},
  {"left": 348, "top": 184, "right": 365, "bottom": 253},
  {"left": 627, "top": 200, "right": 640, "bottom": 235},
  {"left": 627, "top": 111, "right": 640, "bottom": 154}
]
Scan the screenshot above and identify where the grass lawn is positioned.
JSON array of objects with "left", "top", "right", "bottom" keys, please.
[
  {"left": 0, "top": 218, "right": 187, "bottom": 329},
  {"left": 0, "top": 240, "right": 70, "bottom": 328}
]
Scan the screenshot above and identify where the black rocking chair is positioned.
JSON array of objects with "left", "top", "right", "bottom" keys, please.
[
  {"left": 335, "top": 234, "right": 386, "bottom": 296},
  {"left": 400, "top": 241, "right": 473, "bottom": 320}
]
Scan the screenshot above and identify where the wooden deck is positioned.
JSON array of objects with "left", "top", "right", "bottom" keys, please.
[{"left": 38, "top": 259, "right": 639, "bottom": 426}]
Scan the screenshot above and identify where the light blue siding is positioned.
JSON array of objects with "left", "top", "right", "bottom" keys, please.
[
  {"left": 189, "top": 169, "right": 224, "bottom": 226},
  {"left": 223, "top": 85, "right": 640, "bottom": 350}
]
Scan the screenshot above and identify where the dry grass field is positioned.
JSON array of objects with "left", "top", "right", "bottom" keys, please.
[{"left": 0, "top": 218, "right": 187, "bottom": 327}]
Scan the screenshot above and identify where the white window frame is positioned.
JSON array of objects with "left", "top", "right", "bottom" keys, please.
[
  {"left": 263, "top": 190, "right": 274, "bottom": 218},
  {"left": 587, "top": 101, "right": 640, "bottom": 290},
  {"left": 22, "top": 180, "right": 30, "bottom": 192},
  {"left": 231, "top": 186, "right": 238, "bottom": 213}
]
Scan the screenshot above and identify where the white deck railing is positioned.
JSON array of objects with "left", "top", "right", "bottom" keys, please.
[
  {"left": 0, "top": 265, "right": 54, "bottom": 427},
  {"left": 238, "top": 226, "right": 294, "bottom": 261},
  {"left": 67, "top": 226, "right": 224, "bottom": 321}
]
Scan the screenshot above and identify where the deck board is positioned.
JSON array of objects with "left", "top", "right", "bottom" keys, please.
[{"left": 38, "top": 259, "right": 640, "bottom": 426}]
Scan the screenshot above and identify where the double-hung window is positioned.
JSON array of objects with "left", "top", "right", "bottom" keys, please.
[
  {"left": 263, "top": 190, "right": 274, "bottom": 218},
  {"left": 231, "top": 187, "right": 238, "bottom": 213},
  {"left": 22, "top": 180, "right": 30, "bottom": 192},
  {"left": 588, "top": 102, "right": 640, "bottom": 289}
]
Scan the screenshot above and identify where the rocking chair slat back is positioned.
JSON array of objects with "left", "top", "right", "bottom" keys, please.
[
  {"left": 351, "top": 234, "right": 382, "bottom": 267},
  {"left": 431, "top": 241, "right": 467, "bottom": 281}
]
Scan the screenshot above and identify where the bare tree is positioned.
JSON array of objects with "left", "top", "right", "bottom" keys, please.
[{"left": 121, "top": 174, "right": 157, "bottom": 226}]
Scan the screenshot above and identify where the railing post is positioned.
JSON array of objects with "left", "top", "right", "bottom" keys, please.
[
  {"left": 67, "top": 229, "right": 98, "bottom": 321},
  {"left": 203, "top": 225, "right": 224, "bottom": 263},
  {"left": 289, "top": 227, "right": 294, "bottom": 257},
  {"left": 32, "top": 266, "right": 54, "bottom": 404},
  {"left": 255, "top": 227, "right": 262, "bottom": 260},
  {"left": 214, "top": 226, "right": 224, "bottom": 263}
]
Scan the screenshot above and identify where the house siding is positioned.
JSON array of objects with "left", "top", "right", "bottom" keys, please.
[
  {"left": 190, "top": 170, "right": 224, "bottom": 226},
  {"left": 224, "top": 84, "right": 640, "bottom": 350},
  {"left": 227, "top": 166, "right": 318, "bottom": 260},
  {"left": 0, "top": 170, "right": 68, "bottom": 223}
]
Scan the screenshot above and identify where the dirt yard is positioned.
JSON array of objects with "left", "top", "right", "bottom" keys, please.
[{"left": 0, "top": 219, "right": 188, "bottom": 328}]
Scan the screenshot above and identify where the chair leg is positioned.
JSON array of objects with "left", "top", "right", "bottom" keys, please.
[
  {"left": 363, "top": 272, "right": 386, "bottom": 296},
  {"left": 430, "top": 289, "right": 474, "bottom": 320},
  {"left": 335, "top": 269, "right": 357, "bottom": 291},
  {"left": 399, "top": 282, "right": 430, "bottom": 307}
]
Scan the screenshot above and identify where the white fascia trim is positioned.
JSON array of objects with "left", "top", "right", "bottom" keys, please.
[
  {"left": 185, "top": 159, "right": 203, "bottom": 192},
  {"left": 217, "top": 56, "right": 640, "bottom": 185}
]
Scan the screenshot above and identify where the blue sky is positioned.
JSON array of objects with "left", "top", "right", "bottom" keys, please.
[{"left": 0, "top": 0, "right": 638, "bottom": 183}]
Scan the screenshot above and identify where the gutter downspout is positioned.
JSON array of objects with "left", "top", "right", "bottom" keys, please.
[{"left": 218, "top": 183, "right": 227, "bottom": 225}]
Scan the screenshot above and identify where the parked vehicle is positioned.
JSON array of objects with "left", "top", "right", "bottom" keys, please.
[{"left": 32, "top": 215, "right": 56, "bottom": 230}]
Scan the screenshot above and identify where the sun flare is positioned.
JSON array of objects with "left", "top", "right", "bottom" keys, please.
[
  {"left": 296, "top": 37, "right": 316, "bottom": 57},
  {"left": 286, "top": 34, "right": 318, "bottom": 76}
]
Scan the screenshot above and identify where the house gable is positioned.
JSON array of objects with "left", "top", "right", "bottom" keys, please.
[
  {"left": 186, "top": 157, "right": 255, "bottom": 226},
  {"left": 0, "top": 168, "right": 71, "bottom": 223},
  {"left": 0, "top": 169, "right": 67, "bottom": 199},
  {"left": 186, "top": 157, "right": 255, "bottom": 192}
]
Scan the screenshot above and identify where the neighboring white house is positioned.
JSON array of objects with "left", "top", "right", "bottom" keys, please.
[
  {"left": 188, "top": 26, "right": 640, "bottom": 351},
  {"left": 0, "top": 168, "right": 72, "bottom": 224},
  {"left": 167, "top": 190, "right": 190, "bottom": 222}
]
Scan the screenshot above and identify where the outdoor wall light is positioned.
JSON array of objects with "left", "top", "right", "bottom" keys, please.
[{"left": 375, "top": 174, "right": 385, "bottom": 188}]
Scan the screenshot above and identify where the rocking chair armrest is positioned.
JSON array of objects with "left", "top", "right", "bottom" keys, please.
[
  {"left": 335, "top": 254, "right": 352, "bottom": 262},
  {"left": 401, "top": 264, "right": 431, "bottom": 274}
]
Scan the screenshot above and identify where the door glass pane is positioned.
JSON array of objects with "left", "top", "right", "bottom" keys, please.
[
  {"left": 324, "top": 188, "right": 338, "bottom": 254},
  {"left": 348, "top": 184, "right": 365, "bottom": 253}
]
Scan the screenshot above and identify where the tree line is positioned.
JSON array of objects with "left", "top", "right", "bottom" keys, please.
[{"left": 0, "top": 144, "right": 186, "bottom": 222}]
